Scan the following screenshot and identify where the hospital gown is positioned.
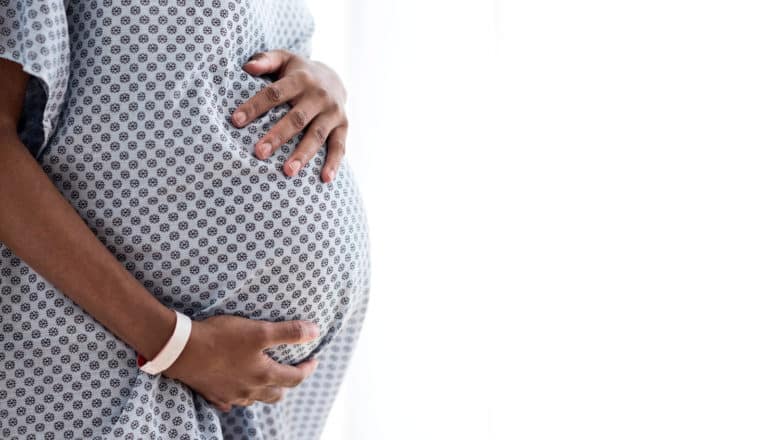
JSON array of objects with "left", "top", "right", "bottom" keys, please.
[{"left": 0, "top": 0, "right": 371, "bottom": 438}]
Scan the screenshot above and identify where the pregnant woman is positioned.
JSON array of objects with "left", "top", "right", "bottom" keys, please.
[{"left": 0, "top": 0, "right": 370, "bottom": 438}]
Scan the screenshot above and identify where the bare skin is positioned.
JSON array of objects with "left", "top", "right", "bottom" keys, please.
[
  {"left": 0, "top": 58, "right": 320, "bottom": 413},
  {"left": 233, "top": 49, "right": 349, "bottom": 183}
]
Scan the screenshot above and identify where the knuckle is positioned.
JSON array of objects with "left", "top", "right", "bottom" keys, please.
[
  {"left": 252, "top": 324, "right": 269, "bottom": 344},
  {"left": 268, "top": 387, "right": 286, "bottom": 403},
  {"left": 260, "top": 369, "right": 276, "bottom": 386},
  {"left": 269, "top": 131, "right": 283, "bottom": 146},
  {"left": 314, "top": 87, "right": 330, "bottom": 101},
  {"left": 251, "top": 363, "right": 271, "bottom": 384},
  {"left": 288, "top": 321, "right": 306, "bottom": 340},
  {"left": 289, "top": 109, "right": 307, "bottom": 129},
  {"left": 313, "top": 126, "right": 327, "bottom": 143},
  {"left": 293, "top": 68, "right": 312, "bottom": 84},
  {"left": 265, "top": 85, "right": 281, "bottom": 103},
  {"left": 250, "top": 94, "right": 265, "bottom": 110}
]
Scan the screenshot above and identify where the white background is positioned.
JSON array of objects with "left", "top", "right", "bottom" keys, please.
[{"left": 307, "top": 1, "right": 770, "bottom": 439}]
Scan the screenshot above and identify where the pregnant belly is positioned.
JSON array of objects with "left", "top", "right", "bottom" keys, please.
[{"left": 39, "top": 84, "right": 370, "bottom": 365}]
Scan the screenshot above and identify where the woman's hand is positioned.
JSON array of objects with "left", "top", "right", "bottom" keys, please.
[
  {"left": 164, "top": 315, "right": 321, "bottom": 412},
  {"left": 231, "top": 50, "right": 348, "bottom": 183}
]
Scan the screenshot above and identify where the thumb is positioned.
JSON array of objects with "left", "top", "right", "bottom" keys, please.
[
  {"left": 255, "top": 320, "right": 321, "bottom": 347},
  {"left": 243, "top": 50, "right": 292, "bottom": 76}
]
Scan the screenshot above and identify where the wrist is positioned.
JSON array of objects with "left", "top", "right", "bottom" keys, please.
[
  {"left": 137, "top": 310, "right": 192, "bottom": 375},
  {"left": 133, "top": 305, "right": 178, "bottom": 361},
  {"left": 163, "top": 319, "right": 207, "bottom": 379}
]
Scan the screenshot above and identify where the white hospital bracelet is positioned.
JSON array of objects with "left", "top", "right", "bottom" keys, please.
[{"left": 138, "top": 310, "right": 192, "bottom": 375}]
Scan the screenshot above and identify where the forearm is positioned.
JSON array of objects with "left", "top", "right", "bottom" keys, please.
[{"left": 0, "top": 131, "right": 176, "bottom": 361}]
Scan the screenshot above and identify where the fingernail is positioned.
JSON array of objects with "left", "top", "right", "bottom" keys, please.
[
  {"left": 288, "top": 160, "right": 300, "bottom": 174},
  {"left": 309, "top": 324, "right": 320, "bottom": 338},
  {"left": 327, "top": 169, "right": 336, "bottom": 181},
  {"left": 232, "top": 111, "right": 245, "bottom": 126},
  {"left": 257, "top": 142, "right": 271, "bottom": 158}
]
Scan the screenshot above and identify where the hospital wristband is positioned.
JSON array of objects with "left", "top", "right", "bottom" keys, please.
[{"left": 137, "top": 310, "right": 192, "bottom": 375}]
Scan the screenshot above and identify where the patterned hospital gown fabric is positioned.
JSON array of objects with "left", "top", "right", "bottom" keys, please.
[{"left": 0, "top": 0, "right": 371, "bottom": 438}]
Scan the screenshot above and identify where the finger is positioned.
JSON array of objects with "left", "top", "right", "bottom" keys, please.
[
  {"left": 231, "top": 397, "right": 253, "bottom": 407},
  {"left": 235, "top": 385, "right": 283, "bottom": 404},
  {"left": 255, "top": 385, "right": 286, "bottom": 404},
  {"left": 254, "top": 320, "right": 321, "bottom": 347},
  {"left": 322, "top": 125, "right": 348, "bottom": 183},
  {"left": 269, "top": 387, "right": 286, "bottom": 404},
  {"left": 231, "top": 74, "right": 303, "bottom": 128},
  {"left": 254, "top": 97, "right": 325, "bottom": 160},
  {"left": 283, "top": 113, "right": 338, "bottom": 177},
  {"left": 243, "top": 50, "right": 292, "bottom": 76},
  {"left": 211, "top": 399, "right": 231, "bottom": 412},
  {"left": 262, "top": 356, "right": 320, "bottom": 388}
]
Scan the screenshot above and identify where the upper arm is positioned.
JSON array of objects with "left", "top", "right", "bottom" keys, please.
[{"left": 0, "top": 58, "right": 29, "bottom": 137}]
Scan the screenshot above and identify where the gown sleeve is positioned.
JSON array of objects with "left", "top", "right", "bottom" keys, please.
[{"left": 0, "top": 0, "right": 70, "bottom": 159}]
